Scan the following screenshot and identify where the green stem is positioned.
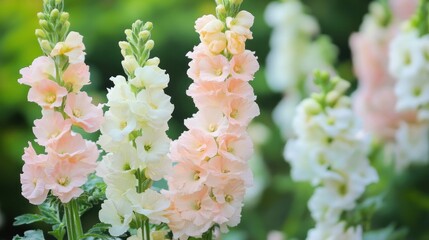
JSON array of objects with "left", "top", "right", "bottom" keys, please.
[
  {"left": 145, "top": 219, "right": 150, "bottom": 240},
  {"left": 64, "top": 199, "right": 83, "bottom": 240}
]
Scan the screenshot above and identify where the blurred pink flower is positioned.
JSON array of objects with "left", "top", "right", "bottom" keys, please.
[
  {"left": 64, "top": 92, "right": 103, "bottom": 133},
  {"left": 389, "top": 0, "right": 418, "bottom": 21}
]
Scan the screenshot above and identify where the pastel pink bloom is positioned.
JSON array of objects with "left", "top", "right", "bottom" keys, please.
[
  {"left": 224, "top": 96, "right": 260, "bottom": 127},
  {"left": 170, "top": 129, "right": 218, "bottom": 163},
  {"left": 226, "top": 30, "right": 246, "bottom": 55},
  {"left": 168, "top": 160, "right": 208, "bottom": 194},
  {"left": 184, "top": 109, "right": 228, "bottom": 137},
  {"left": 187, "top": 82, "right": 227, "bottom": 109},
  {"left": 45, "top": 160, "right": 87, "bottom": 203},
  {"left": 22, "top": 142, "right": 48, "bottom": 165},
  {"left": 188, "top": 54, "right": 230, "bottom": 82},
  {"left": 226, "top": 10, "right": 254, "bottom": 39},
  {"left": 195, "top": 15, "right": 227, "bottom": 54},
  {"left": 47, "top": 131, "right": 99, "bottom": 167},
  {"left": 217, "top": 133, "right": 253, "bottom": 162},
  {"left": 195, "top": 15, "right": 218, "bottom": 33},
  {"left": 211, "top": 179, "right": 245, "bottom": 224},
  {"left": 64, "top": 92, "right": 103, "bottom": 133},
  {"left": 27, "top": 80, "right": 68, "bottom": 109},
  {"left": 205, "top": 156, "right": 252, "bottom": 187},
  {"left": 349, "top": 32, "right": 389, "bottom": 89},
  {"left": 186, "top": 44, "right": 214, "bottom": 60},
  {"left": 33, "top": 110, "right": 72, "bottom": 146},
  {"left": 62, "top": 63, "right": 90, "bottom": 92},
  {"left": 225, "top": 78, "right": 255, "bottom": 100},
  {"left": 18, "top": 56, "right": 56, "bottom": 87},
  {"left": 230, "top": 50, "right": 259, "bottom": 81},
  {"left": 172, "top": 187, "right": 216, "bottom": 228},
  {"left": 51, "top": 31, "right": 86, "bottom": 64},
  {"left": 21, "top": 164, "right": 49, "bottom": 205},
  {"left": 354, "top": 86, "right": 416, "bottom": 140},
  {"left": 389, "top": 0, "right": 419, "bottom": 21}
]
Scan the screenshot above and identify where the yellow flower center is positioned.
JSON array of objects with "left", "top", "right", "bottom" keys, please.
[
  {"left": 57, "top": 177, "right": 70, "bottom": 186},
  {"left": 120, "top": 121, "right": 128, "bottom": 130},
  {"left": 193, "top": 171, "right": 200, "bottom": 181},
  {"left": 208, "top": 123, "right": 217, "bottom": 132},
  {"left": 225, "top": 194, "right": 234, "bottom": 203},
  {"left": 45, "top": 94, "right": 56, "bottom": 104},
  {"left": 73, "top": 109, "right": 82, "bottom": 118}
]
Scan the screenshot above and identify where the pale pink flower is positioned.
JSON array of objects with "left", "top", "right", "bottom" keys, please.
[
  {"left": 27, "top": 80, "right": 68, "bottom": 109},
  {"left": 184, "top": 109, "right": 228, "bottom": 137},
  {"left": 225, "top": 78, "right": 255, "bottom": 100},
  {"left": 170, "top": 129, "right": 218, "bottom": 163},
  {"left": 62, "top": 63, "right": 90, "bottom": 92},
  {"left": 206, "top": 156, "right": 252, "bottom": 187},
  {"left": 187, "top": 82, "right": 227, "bottom": 109},
  {"left": 186, "top": 44, "right": 214, "bottom": 60},
  {"left": 22, "top": 142, "right": 48, "bottom": 165},
  {"left": 212, "top": 179, "right": 245, "bottom": 224},
  {"left": 195, "top": 15, "right": 217, "bottom": 33},
  {"left": 18, "top": 56, "right": 56, "bottom": 87},
  {"left": 21, "top": 164, "right": 49, "bottom": 205},
  {"left": 51, "top": 31, "right": 86, "bottom": 64},
  {"left": 33, "top": 110, "right": 72, "bottom": 146},
  {"left": 226, "top": 10, "right": 254, "bottom": 39},
  {"left": 226, "top": 31, "right": 246, "bottom": 55},
  {"left": 45, "top": 160, "right": 87, "bottom": 203},
  {"left": 188, "top": 54, "right": 230, "bottom": 82},
  {"left": 217, "top": 133, "right": 253, "bottom": 162},
  {"left": 230, "top": 50, "right": 259, "bottom": 81},
  {"left": 224, "top": 96, "right": 260, "bottom": 127},
  {"left": 389, "top": 0, "right": 418, "bottom": 21},
  {"left": 64, "top": 92, "right": 103, "bottom": 133},
  {"left": 196, "top": 15, "right": 227, "bottom": 54},
  {"left": 167, "top": 160, "right": 208, "bottom": 194}
]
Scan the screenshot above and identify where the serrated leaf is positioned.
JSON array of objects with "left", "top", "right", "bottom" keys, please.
[
  {"left": 13, "top": 230, "right": 45, "bottom": 240},
  {"left": 13, "top": 214, "right": 46, "bottom": 226},
  {"left": 39, "top": 202, "right": 61, "bottom": 225},
  {"left": 80, "top": 233, "right": 115, "bottom": 240},
  {"left": 87, "top": 222, "right": 111, "bottom": 234}
]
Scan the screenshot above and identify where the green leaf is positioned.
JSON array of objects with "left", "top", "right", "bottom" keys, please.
[
  {"left": 80, "top": 233, "right": 115, "bottom": 240},
  {"left": 87, "top": 223, "right": 111, "bottom": 234},
  {"left": 13, "top": 230, "right": 45, "bottom": 240},
  {"left": 364, "top": 225, "right": 408, "bottom": 240},
  {"left": 39, "top": 201, "right": 61, "bottom": 225},
  {"left": 48, "top": 223, "right": 66, "bottom": 240},
  {"left": 13, "top": 214, "right": 46, "bottom": 226}
]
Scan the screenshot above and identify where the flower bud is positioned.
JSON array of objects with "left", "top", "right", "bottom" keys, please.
[
  {"left": 37, "top": 12, "right": 45, "bottom": 20},
  {"left": 35, "top": 29, "right": 46, "bottom": 39},
  {"left": 60, "top": 12, "right": 69, "bottom": 23},
  {"left": 230, "top": 0, "right": 243, "bottom": 5},
  {"left": 326, "top": 91, "right": 340, "bottom": 106},
  {"left": 302, "top": 98, "right": 321, "bottom": 115},
  {"left": 122, "top": 55, "right": 139, "bottom": 75},
  {"left": 40, "top": 39, "right": 52, "bottom": 53},
  {"left": 146, "top": 57, "right": 160, "bottom": 66},
  {"left": 124, "top": 29, "right": 133, "bottom": 38},
  {"left": 143, "top": 21, "right": 153, "bottom": 31},
  {"left": 39, "top": 20, "right": 50, "bottom": 31},
  {"left": 334, "top": 79, "right": 350, "bottom": 94},
  {"left": 216, "top": 5, "right": 227, "bottom": 21},
  {"left": 145, "top": 40, "right": 154, "bottom": 51},
  {"left": 50, "top": 9, "right": 59, "bottom": 19},
  {"left": 138, "top": 30, "right": 150, "bottom": 42}
]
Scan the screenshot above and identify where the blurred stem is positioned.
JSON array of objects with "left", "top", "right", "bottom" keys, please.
[{"left": 145, "top": 219, "right": 150, "bottom": 240}]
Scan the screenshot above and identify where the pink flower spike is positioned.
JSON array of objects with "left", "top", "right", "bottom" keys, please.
[
  {"left": 33, "top": 110, "right": 72, "bottom": 146},
  {"left": 51, "top": 31, "right": 86, "bottom": 64},
  {"left": 184, "top": 109, "right": 228, "bottom": 137},
  {"left": 62, "top": 63, "right": 90, "bottom": 92},
  {"left": 230, "top": 50, "right": 259, "bottom": 81},
  {"left": 217, "top": 133, "right": 253, "bottom": 162},
  {"left": 168, "top": 160, "right": 208, "bottom": 194},
  {"left": 224, "top": 96, "right": 260, "bottom": 127},
  {"left": 170, "top": 129, "right": 218, "bottom": 163},
  {"left": 20, "top": 164, "right": 49, "bottom": 205},
  {"left": 188, "top": 54, "right": 230, "bottom": 82},
  {"left": 27, "top": 80, "right": 68, "bottom": 109},
  {"left": 18, "top": 56, "right": 56, "bottom": 87},
  {"left": 64, "top": 92, "right": 103, "bottom": 133},
  {"left": 47, "top": 131, "right": 86, "bottom": 162}
]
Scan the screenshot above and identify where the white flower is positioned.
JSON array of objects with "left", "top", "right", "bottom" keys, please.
[
  {"left": 389, "top": 31, "right": 422, "bottom": 79},
  {"left": 99, "top": 198, "right": 133, "bottom": 236},
  {"left": 395, "top": 73, "right": 429, "bottom": 112},
  {"left": 307, "top": 222, "right": 362, "bottom": 240},
  {"left": 135, "top": 128, "right": 171, "bottom": 162},
  {"left": 394, "top": 122, "right": 429, "bottom": 170},
  {"left": 145, "top": 156, "right": 172, "bottom": 181},
  {"left": 130, "top": 90, "right": 173, "bottom": 129},
  {"left": 107, "top": 76, "right": 135, "bottom": 108},
  {"left": 130, "top": 66, "right": 169, "bottom": 90},
  {"left": 101, "top": 110, "right": 137, "bottom": 142},
  {"left": 104, "top": 172, "right": 137, "bottom": 201},
  {"left": 126, "top": 189, "right": 170, "bottom": 224},
  {"left": 272, "top": 93, "right": 301, "bottom": 138}
]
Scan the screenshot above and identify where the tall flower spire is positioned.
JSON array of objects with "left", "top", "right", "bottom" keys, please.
[
  {"left": 163, "top": 0, "right": 260, "bottom": 238},
  {"left": 18, "top": 0, "right": 102, "bottom": 239},
  {"left": 285, "top": 71, "right": 378, "bottom": 239},
  {"left": 97, "top": 20, "right": 173, "bottom": 239}
]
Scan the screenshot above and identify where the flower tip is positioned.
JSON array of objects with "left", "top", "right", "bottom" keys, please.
[{"left": 143, "top": 21, "right": 153, "bottom": 31}]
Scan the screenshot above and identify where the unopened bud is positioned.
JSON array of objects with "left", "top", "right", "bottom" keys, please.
[
  {"left": 50, "top": 9, "right": 59, "bottom": 19},
  {"left": 35, "top": 29, "right": 46, "bottom": 39},
  {"left": 145, "top": 40, "right": 154, "bottom": 50},
  {"left": 60, "top": 12, "right": 69, "bottom": 23},
  {"left": 326, "top": 91, "right": 340, "bottom": 105},
  {"left": 55, "top": 0, "right": 62, "bottom": 4},
  {"left": 231, "top": 0, "right": 243, "bottom": 5},
  {"left": 39, "top": 20, "right": 49, "bottom": 30},
  {"left": 143, "top": 22, "right": 153, "bottom": 31},
  {"left": 302, "top": 98, "right": 321, "bottom": 115},
  {"left": 122, "top": 55, "right": 139, "bottom": 75},
  {"left": 334, "top": 79, "right": 350, "bottom": 94},
  {"left": 216, "top": 5, "right": 227, "bottom": 20},
  {"left": 138, "top": 30, "right": 150, "bottom": 41},
  {"left": 124, "top": 29, "right": 132, "bottom": 38},
  {"left": 37, "top": 12, "right": 45, "bottom": 20},
  {"left": 40, "top": 39, "right": 52, "bottom": 53},
  {"left": 145, "top": 57, "right": 160, "bottom": 66}
]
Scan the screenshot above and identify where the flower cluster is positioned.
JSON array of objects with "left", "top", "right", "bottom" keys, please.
[
  {"left": 285, "top": 71, "right": 378, "bottom": 239},
  {"left": 163, "top": 0, "right": 259, "bottom": 238},
  {"left": 96, "top": 20, "right": 173, "bottom": 238},
  {"left": 351, "top": 0, "right": 418, "bottom": 142},
  {"left": 18, "top": 0, "right": 102, "bottom": 204},
  {"left": 264, "top": 0, "right": 337, "bottom": 138}
]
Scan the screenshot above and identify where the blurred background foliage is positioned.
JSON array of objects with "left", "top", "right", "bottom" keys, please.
[{"left": 1, "top": 0, "right": 428, "bottom": 239}]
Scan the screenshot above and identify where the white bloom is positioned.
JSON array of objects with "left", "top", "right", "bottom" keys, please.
[
  {"left": 394, "top": 122, "right": 429, "bottom": 170},
  {"left": 145, "top": 156, "right": 172, "bottom": 181},
  {"left": 389, "top": 31, "right": 422, "bottom": 79},
  {"left": 130, "top": 90, "right": 173, "bottom": 129},
  {"left": 127, "top": 189, "right": 170, "bottom": 224},
  {"left": 273, "top": 93, "right": 301, "bottom": 138},
  {"left": 107, "top": 76, "right": 135, "bottom": 108},
  {"left": 101, "top": 110, "right": 137, "bottom": 142},
  {"left": 99, "top": 198, "right": 133, "bottom": 236},
  {"left": 104, "top": 172, "right": 137, "bottom": 201},
  {"left": 307, "top": 222, "right": 362, "bottom": 240},
  {"left": 135, "top": 128, "right": 171, "bottom": 163},
  {"left": 130, "top": 66, "right": 169, "bottom": 90}
]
